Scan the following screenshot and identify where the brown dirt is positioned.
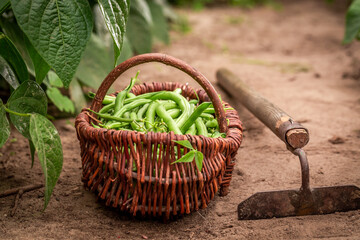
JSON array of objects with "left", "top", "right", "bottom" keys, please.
[{"left": 1, "top": 1, "right": 360, "bottom": 239}]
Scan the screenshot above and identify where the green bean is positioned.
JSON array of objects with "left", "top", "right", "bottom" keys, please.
[
  {"left": 155, "top": 102, "right": 182, "bottom": 135},
  {"left": 189, "top": 103, "right": 195, "bottom": 114},
  {"left": 127, "top": 92, "right": 136, "bottom": 98},
  {"left": 93, "top": 82, "right": 227, "bottom": 138},
  {"left": 88, "top": 92, "right": 115, "bottom": 105},
  {"left": 87, "top": 109, "right": 133, "bottom": 122},
  {"left": 123, "top": 91, "right": 157, "bottom": 104},
  {"left": 99, "top": 102, "right": 115, "bottom": 114},
  {"left": 117, "top": 91, "right": 178, "bottom": 106},
  {"left": 114, "top": 72, "right": 138, "bottom": 114},
  {"left": 114, "top": 99, "right": 152, "bottom": 118},
  {"left": 195, "top": 118, "right": 208, "bottom": 136},
  {"left": 200, "top": 112, "right": 214, "bottom": 119},
  {"left": 205, "top": 119, "right": 218, "bottom": 128},
  {"left": 133, "top": 107, "right": 140, "bottom": 114},
  {"left": 189, "top": 99, "right": 199, "bottom": 105},
  {"left": 150, "top": 92, "right": 190, "bottom": 128},
  {"left": 185, "top": 124, "right": 196, "bottom": 135},
  {"left": 130, "top": 112, "right": 144, "bottom": 132},
  {"left": 211, "top": 131, "right": 219, "bottom": 138},
  {"left": 105, "top": 122, "right": 130, "bottom": 129},
  {"left": 123, "top": 112, "right": 130, "bottom": 119},
  {"left": 137, "top": 103, "right": 150, "bottom": 119},
  {"left": 114, "top": 91, "right": 127, "bottom": 113},
  {"left": 163, "top": 102, "right": 178, "bottom": 110},
  {"left": 88, "top": 92, "right": 96, "bottom": 99},
  {"left": 91, "top": 122, "right": 100, "bottom": 128},
  {"left": 181, "top": 102, "right": 211, "bottom": 133},
  {"left": 89, "top": 91, "right": 165, "bottom": 107},
  {"left": 211, "top": 131, "right": 226, "bottom": 138},
  {"left": 133, "top": 103, "right": 148, "bottom": 131},
  {"left": 173, "top": 88, "right": 182, "bottom": 95},
  {"left": 118, "top": 127, "right": 131, "bottom": 131},
  {"left": 167, "top": 108, "right": 181, "bottom": 119},
  {"left": 145, "top": 101, "right": 159, "bottom": 129},
  {"left": 114, "top": 77, "right": 137, "bottom": 113},
  {"left": 184, "top": 103, "right": 196, "bottom": 135},
  {"left": 154, "top": 121, "right": 168, "bottom": 133},
  {"left": 104, "top": 111, "right": 132, "bottom": 128}
]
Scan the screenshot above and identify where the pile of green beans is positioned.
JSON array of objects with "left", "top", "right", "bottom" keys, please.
[{"left": 89, "top": 75, "right": 230, "bottom": 138}]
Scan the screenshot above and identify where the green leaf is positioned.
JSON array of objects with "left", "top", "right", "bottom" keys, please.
[
  {"left": 47, "top": 71, "right": 63, "bottom": 88},
  {"left": 126, "top": 0, "right": 152, "bottom": 54},
  {"left": 11, "top": 0, "right": 93, "bottom": 88},
  {"left": 24, "top": 35, "right": 50, "bottom": 84},
  {"left": 0, "top": 99, "right": 10, "bottom": 148},
  {"left": 344, "top": 0, "right": 360, "bottom": 44},
  {"left": 92, "top": 4, "right": 133, "bottom": 65},
  {"left": 156, "top": 0, "right": 177, "bottom": 22},
  {"left": 1, "top": 16, "right": 50, "bottom": 83},
  {"left": 172, "top": 150, "right": 196, "bottom": 164},
  {"left": 93, "top": 4, "right": 112, "bottom": 43},
  {"left": 148, "top": 0, "right": 169, "bottom": 44},
  {"left": 46, "top": 87, "right": 75, "bottom": 114},
  {"left": 69, "top": 78, "right": 87, "bottom": 113},
  {"left": 98, "top": 0, "right": 130, "bottom": 65},
  {"left": 0, "top": 0, "right": 10, "bottom": 14},
  {"left": 75, "top": 34, "right": 113, "bottom": 89},
  {"left": 194, "top": 151, "right": 204, "bottom": 171},
  {"left": 133, "top": 0, "right": 152, "bottom": 25},
  {"left": 29, "top": 113, "right": 63, "bottom": 209},
  {"left": 173, "top": 140, "right": 194, "bottom": 150},
  {"left": 0, "top": 15, "right": 35, "bottom": 75},
  {"left": 29, "top": 140, "right": 35, "bottom": 168},
  {"left": 0, "top": 32, "right": 29, "bottom": 82},
  {"left": 8, "top": 81, "right": 47, "bottom": 139},
  {"left": 0, "top": 55, "right": 20, "bottom": 89}
]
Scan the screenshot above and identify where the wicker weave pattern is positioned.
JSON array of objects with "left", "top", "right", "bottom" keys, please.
[{"left": 75, "top": 82, "right": 242, "bottom": 219}]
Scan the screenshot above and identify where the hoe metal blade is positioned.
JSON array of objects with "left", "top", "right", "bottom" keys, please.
[
  {"left": 238, "top": 149, "right": 360, "bottom": 220},
  {"left": 238, "top": 185, "right": 360, "bottom": 220}
]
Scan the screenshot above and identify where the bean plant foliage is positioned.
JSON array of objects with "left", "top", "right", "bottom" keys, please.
[
  {"left": 344, "top": 0, "right": 360, "bottom": 43},
  {"left": 0, "top": 0, "right": 171, "bottom": 209},
  {"left": 172, "top": 140, "right": 204, "bottom": 171}
]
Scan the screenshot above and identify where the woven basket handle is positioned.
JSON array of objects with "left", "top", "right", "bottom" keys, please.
[{"left": 90, "top": 53, "right": 228, "bottom": 133}]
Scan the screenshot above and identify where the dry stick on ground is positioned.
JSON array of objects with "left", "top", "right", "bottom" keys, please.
[
  {"left": 10, "top": 189, "right": 24, "bottom": 217},
  {"left": 0, "top": 184, "right": 44, "bottom": 217},
  {"left": 0, "top": 184, "right": 44, "bottom": 198}
]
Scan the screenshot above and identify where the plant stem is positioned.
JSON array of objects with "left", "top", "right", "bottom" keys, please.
[{"left": 4, "top": 106, "right": 31, "bottom": 117}]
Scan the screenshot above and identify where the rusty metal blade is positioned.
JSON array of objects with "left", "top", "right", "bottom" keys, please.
[{"left": 238, "top": 185, "right": 360, "bottom": 220}]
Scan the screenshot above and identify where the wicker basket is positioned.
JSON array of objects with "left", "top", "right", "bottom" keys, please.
[{"left": 75, "top": 53, "right": 243, "bottom": 219}]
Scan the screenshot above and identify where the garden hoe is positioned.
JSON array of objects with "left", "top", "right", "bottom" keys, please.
[{"left": 216, "top": 68, "right": 360, "bottom": 220}]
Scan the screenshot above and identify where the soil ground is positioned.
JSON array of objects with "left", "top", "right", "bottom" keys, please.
[{"left": 1, "top": 0, "right": 360, "bottom": 239}]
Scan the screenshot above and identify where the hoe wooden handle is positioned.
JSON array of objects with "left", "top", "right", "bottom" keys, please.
[{"left": 216, "top": 68, "right": 309, "bottom": 149}]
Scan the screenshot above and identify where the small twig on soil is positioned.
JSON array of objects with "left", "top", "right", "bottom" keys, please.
[
  {"left": 0, "top": 183, "right": 44, "bottom": 198},
  {"left": 197, "top": 211, "right": 206, "bottom": 220},
  {"left": 10, "top": 189, "right": 23, "bottom": 217},
  {"left": 123, "top": 197, "right": 133, "bottom": 207}
]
